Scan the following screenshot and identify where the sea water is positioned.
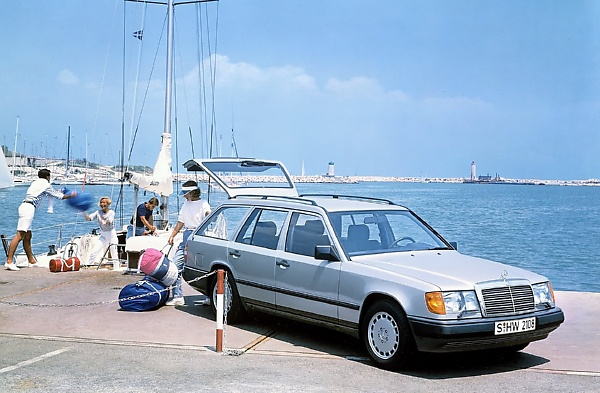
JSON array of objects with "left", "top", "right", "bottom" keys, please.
[{"left": 1, "top": 182, "right": 598, "bottom": 293}]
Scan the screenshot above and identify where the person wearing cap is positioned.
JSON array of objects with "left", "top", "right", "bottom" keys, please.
[
  {"left": 5, "top": 168, "right": 76, "bottom": 271},
  {"left": 126, "top": 197, "right": 159, "bottom": 239},
  {"left": 166, "top": 180, "right": 211, "bottom": 306}
]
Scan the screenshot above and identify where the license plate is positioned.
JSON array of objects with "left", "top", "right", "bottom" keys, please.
[{"left": 494, "top": 317, "right": 536, "bottom": 335}]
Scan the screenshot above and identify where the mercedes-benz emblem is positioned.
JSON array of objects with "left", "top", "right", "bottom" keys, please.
[{"left": 501, "top": 270, "right": 509, "bottom": 280}]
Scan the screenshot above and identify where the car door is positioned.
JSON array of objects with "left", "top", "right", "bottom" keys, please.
[
  {"left": 185, "top": 205, "right": 251, "bottom": 292},
  {"left": 275, "top": 212, "right": 341, "bottom": 323},
  {"left": 227, "top": 208, "right": 288, "bottom": 309}
]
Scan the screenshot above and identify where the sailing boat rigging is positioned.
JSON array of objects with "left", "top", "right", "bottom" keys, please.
[
  {"left": 53, "top": 126, "right": 85, "bottom": 185},
  {"left": 122, "top": 0, "right": 220, "bottom": 267},
  {"left": 12, "top": 0, "right": 220, "bottom": 269}
]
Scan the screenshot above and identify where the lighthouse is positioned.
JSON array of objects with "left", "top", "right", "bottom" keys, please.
[
  {"left": 471, "top": 161, "right": 476, "bottom": 181},
  {"left": 327, "top": 162, "right": 335, "bottom": 177}
]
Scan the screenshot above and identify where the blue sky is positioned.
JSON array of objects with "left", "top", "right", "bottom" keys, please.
[{"left": 1, "top": 0, "right": 599, "bottom": 180}]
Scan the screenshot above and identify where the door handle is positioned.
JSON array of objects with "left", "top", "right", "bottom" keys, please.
[
  {"left": 276, "top": 259, "right": 290, "bottom": 268},
  {"left": 229, "top": 250, "right": 241, "bottom": 258}
]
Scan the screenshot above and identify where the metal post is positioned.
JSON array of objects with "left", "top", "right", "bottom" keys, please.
[{"left": 216, "top": 269, "right": 224, "bottom": 352}]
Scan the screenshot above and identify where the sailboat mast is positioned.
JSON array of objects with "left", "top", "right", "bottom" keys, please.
[
  {"left": 66, "top": 126, "right": 71, "bottom": 176},
  {"left": 12, "top": 116, "right": 19, "bottom": 177},
  {"left": 164, "top": 0, "right": 174, "bottom": 136},
  {"left": 126, "top": 0, "right": 217, "bottom": 230},
  {"left": 158, "top": 0, "right": 175, "bottom": 228}
]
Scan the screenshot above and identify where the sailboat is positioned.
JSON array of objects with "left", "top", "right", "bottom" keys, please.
[
  {"left": 123, "top": 131, "right": 179, "bottom": 269},
  {"left": 13, "top": 0, "right": 219, "bottom": 269},
  {"left": 0, "top": 147, "right": 14, "bottom": 189},
  {"left": 54, "top": 126, "right": 82, "bottom": 185},
  {"left": 121, "top": 0, "right": 220, "bottom": 270},
  {"left": 7, "top": 116, "right": 32, "bottom": 186}
]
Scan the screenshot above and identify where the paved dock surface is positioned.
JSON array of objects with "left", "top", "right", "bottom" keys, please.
[{"left": 0, "top": 267, "right": 598, "bottom": 392}]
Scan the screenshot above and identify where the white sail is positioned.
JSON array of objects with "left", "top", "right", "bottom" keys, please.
[
  {"left": 127, "top": 133, "right": 173, "bottom": 197},
  {"left": 0, "top": 147, "right": 14, "bottom": 189}
]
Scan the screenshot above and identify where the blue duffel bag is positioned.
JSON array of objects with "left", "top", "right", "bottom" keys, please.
[{"left": 118, "top": 277, "right": 170, "bottom": 311}]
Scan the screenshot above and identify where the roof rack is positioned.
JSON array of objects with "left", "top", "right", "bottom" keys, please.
[
  {"left": 231, "top": 194, "right": 318, "bottom": 206},
  {"left": 300, "top": 194, "right": 396, "bottom": 205}
]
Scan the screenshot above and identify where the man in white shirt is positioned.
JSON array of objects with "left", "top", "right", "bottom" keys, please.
[
  {"left": 5, "top": 169, "right": 76, "bottom": 271},
  {"left": 166, "top": 181, "right": 211, "bottom": 305}
]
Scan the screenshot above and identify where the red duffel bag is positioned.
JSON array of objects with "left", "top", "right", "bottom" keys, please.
[{"left": 49, "top": 257, "right": 81, "bottom": 272}]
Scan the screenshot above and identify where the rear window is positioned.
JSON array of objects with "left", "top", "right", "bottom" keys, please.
[{"left": 198, "top": 206, "right": 251, "bottom": 240}]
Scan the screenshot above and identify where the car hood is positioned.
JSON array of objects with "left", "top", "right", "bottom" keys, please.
[{"left": 352, "top": 250, "right": 549, "bottom": 290}]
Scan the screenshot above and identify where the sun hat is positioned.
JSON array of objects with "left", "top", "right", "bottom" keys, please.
[{"left": 179, "top": 182, "right": 199, "bottom": 196}]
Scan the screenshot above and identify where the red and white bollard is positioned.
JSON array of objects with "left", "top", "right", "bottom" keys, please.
[{"left": 215, "top": 269, "right": 224, "bottom": 353}]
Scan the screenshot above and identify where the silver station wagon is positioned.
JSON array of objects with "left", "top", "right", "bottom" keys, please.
[{"left": 182, "top": 158, "right": 564, "bottom": 370}]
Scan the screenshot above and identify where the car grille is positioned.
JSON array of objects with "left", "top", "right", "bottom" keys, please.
[{"left": 479, "top": 283, "right": 535, "bottom": 317}]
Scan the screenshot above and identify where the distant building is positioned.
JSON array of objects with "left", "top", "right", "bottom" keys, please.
[
  {"left": 471, "top": 161, "right": 476, "bottom": 181},
  {"left": 327, "top": 162, "right": 335, "bottom": 177}
]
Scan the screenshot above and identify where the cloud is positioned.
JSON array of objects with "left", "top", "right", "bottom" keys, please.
[
  {"left": 182, "top": 54, "right": 318, "bottom": 93},
  {"left": 325, "top": 76, "right": 382, "bottom": 95},
  {"left": 184, "top": 55, "right": 479, "bottom": 114},
  {"left": 135, "top": 55, "right": 505, "bottom": 177},
  {"left": 57, "top": 69, "right": 80, "bottom": 85}
]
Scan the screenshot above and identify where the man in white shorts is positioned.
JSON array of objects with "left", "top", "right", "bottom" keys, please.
[{"left": 4, "top": 169, "right": 76, "bottom": 271}]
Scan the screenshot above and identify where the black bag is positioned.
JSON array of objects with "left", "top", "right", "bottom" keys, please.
[{"left": 118, "top": 277, "right": 170, "bottom": 311}]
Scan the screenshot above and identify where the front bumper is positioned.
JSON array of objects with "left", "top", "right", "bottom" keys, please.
[{"left": 408, "top": 307, "right": 565, "bottom": 353}]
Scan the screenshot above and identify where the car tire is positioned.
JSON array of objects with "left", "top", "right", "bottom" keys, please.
[
  {"left": 362, "top": 299, "right": 416, "bottom": 370},
  {"left": 209, "top": 270, "right": 246, "bottom": 324}
]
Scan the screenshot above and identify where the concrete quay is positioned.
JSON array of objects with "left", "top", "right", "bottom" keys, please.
[{"left": 0, "top": 267, "right": 598, "bottom": 392}]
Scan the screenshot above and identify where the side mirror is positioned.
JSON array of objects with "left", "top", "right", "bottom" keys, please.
[
  {"left": 315, "top": 245, "right": 340, "bottom": 261},
  {"left": 449, "top": 241, "right": 458, "bottom": 250}
]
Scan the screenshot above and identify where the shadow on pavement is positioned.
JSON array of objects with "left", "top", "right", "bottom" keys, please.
[
  {"left": 174, "top": 300, "right": 549, "bottom": 378},
  {"left": 402, "top": 350, "right": 549, "bottom": 379}
]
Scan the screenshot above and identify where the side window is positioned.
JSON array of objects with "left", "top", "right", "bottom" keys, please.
[
  {"left": 285, "top": 213, "right": 330, "bottom": 257},
  {"left": 235, "top": 209, "right": 288, "bottom": 250},
  {"left": 199, "top": 206, "right": 251, "bottom": 241}
]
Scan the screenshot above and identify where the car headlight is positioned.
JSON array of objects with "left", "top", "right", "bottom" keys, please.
[
  {"left": 532, "top": 282, "right": 555, "bottom": 309},
  {"left": 426, "top": 291, "right": 481, "bottom": 318}
]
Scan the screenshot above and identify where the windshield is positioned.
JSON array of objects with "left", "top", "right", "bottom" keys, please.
[{"left": 328, "top": 210, "right": 449, "bottom": 256}]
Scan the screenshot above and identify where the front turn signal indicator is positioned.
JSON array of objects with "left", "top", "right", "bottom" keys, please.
[{"left": 425, "top": 292, "right": 446, "bottom": 315}]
